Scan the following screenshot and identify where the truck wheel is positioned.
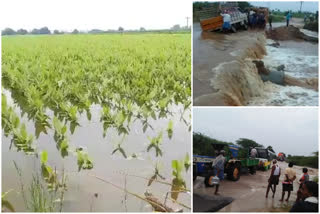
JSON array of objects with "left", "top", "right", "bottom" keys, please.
[
  {"left": 204, "top": 175, "right": 216, "bottom": 187},
  {"left": 228, "top": 165, "right": 240, "bottom": 181},
  {"left": 231, "top": 25, "right": 237, "bottom": 33}
]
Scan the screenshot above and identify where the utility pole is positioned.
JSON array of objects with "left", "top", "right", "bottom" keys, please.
[
  {"left": 300, "top": 1, "right": 303, "bottom": 13},
  {"left": 186, "top": 16, "right": 190, "bottom": 29}
]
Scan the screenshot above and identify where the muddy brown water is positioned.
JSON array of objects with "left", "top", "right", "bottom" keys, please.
[
  {"left": 2, "top": 91, "right": 191, "bottom": 212},
  {"left": 193, "top": 161, "right": 318, "bottom": 212},
  {"left": 193, "top": 22, "right": 318, "bottom": 106}
]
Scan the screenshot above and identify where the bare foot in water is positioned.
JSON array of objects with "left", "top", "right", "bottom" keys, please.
[
  {"left": 279, "top": 199, "right": 283, "bottom": 202},
  {"left": 285, "top": 199, "right": 289, "bottom": 202}
]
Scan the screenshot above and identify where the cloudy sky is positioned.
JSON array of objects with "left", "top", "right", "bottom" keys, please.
[
  {"left": 193, "top": 108, "right": 318, "bottom": 156},
  {"left": 0, "top": 0, "right": 191, "bottom": 31},
  {"left": 251, "top": 1, "right": 318, "bottom": 13}
]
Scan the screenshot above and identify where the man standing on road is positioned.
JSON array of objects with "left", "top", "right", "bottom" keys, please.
[
  {"left": 212, "top": 150, "right": 226, "bottom": 195},
  {"left": 268, "top": 12, "right": 273, "bottom": 29},
  {"left": 280, "top": 162, "right": 296, "bottom": 202},
  {"left": 266, "top": 159, "right": 281, "bottom": 198},
  {"left": 290, "top": 181, "right": 318, "bottom": 212},
  {"left": 286, "top": 11, "right": 292, "bottom": 27}
]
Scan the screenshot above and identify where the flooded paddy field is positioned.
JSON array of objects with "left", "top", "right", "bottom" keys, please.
[
  {"left": 193, "top": 22, "right": 318, "bottom": 106},
  {"left": 2, "top": 34, "right": 191, "bottom": 212},
  {"left": 193, "top": 161, "right": 318, "bottom": 212}
]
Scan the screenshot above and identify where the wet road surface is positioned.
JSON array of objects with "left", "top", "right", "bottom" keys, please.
[{"left": 193, "top": 161, "right": 318, "bottom": 212}]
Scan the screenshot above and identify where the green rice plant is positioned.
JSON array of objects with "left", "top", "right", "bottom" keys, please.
[{"left": 2, "top": 190, "right": 15, "bottom": 212}]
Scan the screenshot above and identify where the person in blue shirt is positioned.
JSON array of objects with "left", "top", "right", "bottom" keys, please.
[{"left": 286, "top": 11, "right": 291, "bottom": 27}]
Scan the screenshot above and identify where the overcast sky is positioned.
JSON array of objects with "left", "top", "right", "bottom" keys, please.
[
  {"left": 251, "top": 1, "right": 318, "bottom": 13},
  {"left": 0, "top": 0, "right": 191, "bottom": 31},
  {"left": 193, "top": 108, "right": 318, "bottom": 156}
]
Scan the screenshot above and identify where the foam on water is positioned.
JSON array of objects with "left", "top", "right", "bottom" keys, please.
[
  {"left": 248, "top": 82, "right": 318, "bottom": 106},
  {"left": 264, "top": 40, "right": 318, "bottom": 78}
]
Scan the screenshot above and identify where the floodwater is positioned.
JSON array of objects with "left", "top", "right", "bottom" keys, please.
[
  {"left": 2, "top": 90, "right": 191, "bottom": 212},
  {"left": 193, "top": 161, "right": 318, "bottom": 212},
  {"left": 193, "top": 22, "right": 318, "bottom": 106}
]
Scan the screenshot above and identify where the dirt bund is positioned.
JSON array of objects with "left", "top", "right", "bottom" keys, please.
[
  {"left": 266, "top": 25, "right": 318, "bottom": 42},
  {"left": 195, "top": 35, "right": 267, "bottom": 106}
]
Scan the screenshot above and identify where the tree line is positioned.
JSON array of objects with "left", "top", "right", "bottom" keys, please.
[
  {"left": 193, "top": 132, "right": 276, "bottom": 159},
  {"left": 2, "top": 24, "right": 190, "bottom": 36}
]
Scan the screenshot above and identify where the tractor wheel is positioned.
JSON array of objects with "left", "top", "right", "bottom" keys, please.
[
  {"left": 249, "top": 166, "right": 256, "bottom": 174},
  {"left": 204, "top": 175, "right": 216, "bottom": 187},
  {"left": 227, "top": 165, "right": 240, "bottom": 181},
  {"left": 231, "top": 25, "right": 237, "bottom": 33}
]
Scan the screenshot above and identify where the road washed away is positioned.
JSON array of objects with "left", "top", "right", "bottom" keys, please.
[{"left": 193, "top": 24, "right": 318, "bottom": 106}]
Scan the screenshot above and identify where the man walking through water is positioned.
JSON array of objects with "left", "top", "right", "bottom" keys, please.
[
  {"left": 280, "top": 162, "right": 296, "bottom": 202},
  {"left": 266, "top": 160, "right": 281, "bottom": 198},
  {"left": 212, "top": 150, "right": 226, "bottom": 195}
]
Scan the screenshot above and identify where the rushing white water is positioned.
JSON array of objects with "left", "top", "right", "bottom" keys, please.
[
  {"left": 248, "top": 82, "right": 318, "bottom": 106},
  {"left": 248, "top": 38, "right": 319, "bottom": 106},
  {"left": 264, "top": 39, "right": 318, "bottom": 79}
]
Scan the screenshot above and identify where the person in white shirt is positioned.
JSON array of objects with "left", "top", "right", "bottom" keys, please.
[
  {"left": 250, "top": 147, "right": 258, "bottom": 158},
  {"left": 221, "top": 10, "right": 231, "bottom": 31},
  {"left": 266, "top": 159, "right": 281, "bottom": 198}
]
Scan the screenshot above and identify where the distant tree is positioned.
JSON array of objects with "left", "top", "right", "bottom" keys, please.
[
  {"left": 2, "top": 28, "right": 16, "bottom": 35},
  {"left": 53, "top": 29, "right": 60, "bottom": 34},
  {"left": 236, "top": 138, "right": 261, "bottom": 149},
  {"left": 266, "top": 146, "right": 275, "bottom": 153},
  {"left": 140, "top": 27, "right": 146, "bottom": 31},
  {"left": 236, "top": 138, "right": 263, "bottom": 158},
  {"left": 31, "top": 28, "right": 40, "bottom": 34},
  {"left": 16, "top": 28, "right": 28, "bottom": 35},
  {"left": 39, "top": 27, "right": 50, "bottom": 34},
  {"left": 118, "top": 27, "right": 124, "bottom": 32},
  {"left": 171, "top": 24, "right": 181, "bottom": 31},
  {"left": 72, "top": 29, "right": 79, "bottom": 34},
  {"left": 237, "top": 2, "right": 253, "bottom": 10}
]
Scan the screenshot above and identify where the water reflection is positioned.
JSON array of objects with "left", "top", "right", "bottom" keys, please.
[{"left": 2, "top": 90, "right": 191, "bottom": 212}]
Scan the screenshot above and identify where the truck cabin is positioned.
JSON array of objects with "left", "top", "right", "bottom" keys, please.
[{"left": 249, "top": 147, "right": 271, "bottom": 160}]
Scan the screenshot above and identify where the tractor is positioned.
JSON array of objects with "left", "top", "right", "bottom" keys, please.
[{"left": 193, "top": 141, "right": 259, "bottom": 187}]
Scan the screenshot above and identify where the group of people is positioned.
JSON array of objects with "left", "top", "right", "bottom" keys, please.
[
  {"left": 221, "top": 9, "right": 294, "bottom": 32},
  {"left": 247, "top": 10, "right": 266, "bottom": 29},
  {"left": 266, "top": 160, "right": 318, "bottom": 212},
  {"left": 210, "top": 150, "right": 318, "bottom": 212}
]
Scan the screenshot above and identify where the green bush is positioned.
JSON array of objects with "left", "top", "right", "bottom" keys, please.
[
  {"left": 313, "top": 176, "right": 318, "bottom": 183},
  {"left": 286, "top": 152, "right": 318, "bottom": 168},
  {"left": 272, "top": 15, "right": 285, "bottom": 22}
]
